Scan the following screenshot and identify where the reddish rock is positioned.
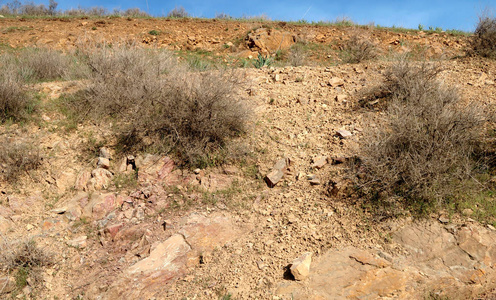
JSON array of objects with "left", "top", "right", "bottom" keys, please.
[
  {"left": 74, "top": 170, "right": 91, "bottom": 190},
  {"left": 105, "top": 223, "right": 124, "bottom": 240}
]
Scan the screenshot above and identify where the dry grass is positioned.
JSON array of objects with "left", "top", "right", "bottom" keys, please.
[
  {"left": 358, "top": 59, "right": 486, "bottom": 209},
  {"left": 19, "top": 48, "right": 70, "bottom": 81},
  {"left": 288, "top": 43, "right": 308, "bottom": 66},
  {"left": 167, "top": 6, "right": 189, "bottom": 18},
  {"left": 0, "top": 239, "right": 51, "bottom": 272},
  {"left": 471, "top": 15, "right": 496, "bottom": 58},
  {"left": 0, "top": 56, "right": 33, "bottom": 122},
  {"left": 339, "top": 32, "right": 378, "bottom": 63},
  {"left": 0, "top": 137, "right": 41, "bottom": 182}
]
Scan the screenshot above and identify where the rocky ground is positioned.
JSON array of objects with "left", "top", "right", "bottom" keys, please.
[{"left": 1, "top": 17, "right": 496, "bottom": 300}]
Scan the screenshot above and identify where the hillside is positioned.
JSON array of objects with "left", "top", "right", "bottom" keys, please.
[{"left": 0, "top": 16, "right": 496, "bottom": 300}]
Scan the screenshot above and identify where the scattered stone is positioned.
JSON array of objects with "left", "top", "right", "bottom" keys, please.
[
  {"left": 257, "top": 260, "right": 268, "bottom": 270},
  {"left": 335, "top": 94, "right": 347, "bottom": 102},
  {"left": 290, "top": 252, "right": 312, "bottom": 280},
  {"left": 99, "top": 147, "right": 111, "bottom": 159},
  {"left": 89, "top": 168, "right": 113, "bottom": 190},
  {"left": 311, "top": 156, "right": 328, "bottom": 169},
  {"left": 306, "top": 174, "right": 315, "bottom": 180},
  {"left": 97, "top": 157, "right": 110, "bottom": 169},
  {"left": 0, "top": 276, "right": 15, "bottom": 294},
  {"left": 438, "top": 216, "right": 449, "bottom": 224},
  {"left": 329, "top": 77, "right": 344, "bottom": 87},
  {"left": 265, "top": 158, "right": 289, "bottom": 188},
  {"left": 309, "top": 178, "right": 321, "bottom": 185},
  {"left": 193, "top": 168, "right": 201, "bottom": 174},
  {"left": 67, "top": 236, "right": 88, "bottom": 248},
  {"left": 336, "top": 129, "right": 352, "bottom": 139},
  {"left": 462, "top": 208, "right": 473, "bottom": 216},
  {"left": 488, "top": 224, "right": 496, "bottom": 231}
]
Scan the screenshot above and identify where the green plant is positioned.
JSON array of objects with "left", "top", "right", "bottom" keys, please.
[
  {"left": 253, "top": 53, "right": 272, "bottom": 68},
  {"left": 357, "top": 59, "right": 486, "bottom": 212},
  {"left": 418, "top": 24, "right": 424, "bottom": 31},
  {"left": 148, "top": 29, "right": 160, "bottom": 36}
]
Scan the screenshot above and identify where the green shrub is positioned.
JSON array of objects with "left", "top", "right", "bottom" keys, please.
[{"left": 253, "top": 53, "right": 272, "bottom": 68}]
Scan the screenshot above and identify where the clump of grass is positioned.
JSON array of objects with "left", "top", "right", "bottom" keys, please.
[
  {"left": 18, "top": 48, "right": 70, "bottom": 81},
  {"left": 288, "top": 43, "right": 308, "bottom": 66},
  {"left": 357, "top": 59, "right": 486, "bottom": 213},
  {"left": 0, "top": 238, "right": 52, "bottom": 294},
  {"left": 339, "top": 32, "right": 378, "bottom": 63},
  {"left": 0, "top": 137, "right": 42, "bottom": 182},
  {"left": 470, "top": 14, "right": 496, "bottom": 58},
  {"left": 148, "top": 29, "right": 161, "bottom": 36},
  {"left": 0, "top": 56, "right": 34, "bottom": 122}
]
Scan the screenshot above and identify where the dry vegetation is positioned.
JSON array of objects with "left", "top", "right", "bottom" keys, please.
[
  {"left": 65, "top": 45, "right": 250, "bottom": 166},
  {"left": 357, "top": 59, "right": 486, "bottom": 212},
  {"left": 471, "top": 14, "right": 496, "bottom": 58},
  {"left": 339, "top": 32, "right": 378, "bottom": 63}
]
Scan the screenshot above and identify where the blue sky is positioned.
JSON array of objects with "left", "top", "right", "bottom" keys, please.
[{"left": 39, "top": 0, "right": 496, "bottom": 31}]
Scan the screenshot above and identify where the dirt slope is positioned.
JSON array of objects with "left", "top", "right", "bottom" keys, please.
[{"left": 1, "top": 17, "right": 496, "bottom": 300}]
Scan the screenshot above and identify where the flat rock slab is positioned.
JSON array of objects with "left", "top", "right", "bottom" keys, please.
[
  {"left": 102, "top": 212, "right": 245, "bottom": 299},
  {"left": 276, "top": 221, "right": 496, "bottom": 299}
]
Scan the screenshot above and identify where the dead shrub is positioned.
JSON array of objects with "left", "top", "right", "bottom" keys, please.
[
  {"left": 19, "top": 48, "right": 70, "bottom": 81},
  {"left": 0, "top": 57, "right": 33, "bottom": 122},
  {"left": 167, "top": 6, "right": 189, "bottom": 18},
  {"left": 471, "top": 14, "right": 496, "bottom": 58},
  {"left": 340, "top": 33, "right": 378, "bottom": 63},
  {"left": 0, "top": 137, "right": 41, "bottom": 182},
  {"left": 358, "top": 60, "right": 485, "bottom": 209},
  {"left": 68, "top": 46, "right": 250, "bottom": 167},
  {"left": 288, "top": 43, "right": 308, "bottom": 66},
  {"left": 0, "top": 239, "right": 52, "bottom": 272}
]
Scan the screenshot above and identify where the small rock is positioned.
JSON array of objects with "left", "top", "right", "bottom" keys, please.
[
  {"left": 329, "top": 77, "right": 344, "bottom": 87},
  {"left": 266, "top": 169, "right": 284, "bottom": 188},
  {"left": 97, "top": 157, "right": 110, "bottom": 169},
  {"left": 193, "top": 168, "right": 201, "bottom": 174},
  {"left": 335, "top": 94, "right": 347, "bottom": 101},
  {"left": 336, "top": 129, "right": 352, "bottom": 139},
  {"left": 309, "top": 178, "right": 321, "bottom": 185},
  {"left": 438, "top": 216, "right": 449, "bottom": 224},
  {"left": 488, "top": 224, "right": 496, "bottom": 231},
  {"left": 257, "top": 260, "right": 267, "bottom": 270},
  {"left": 99, "top": 147, "right": 111, "bottom": 159},
  {"left": 311, "top": 156, "right": 328, "bottom": 169},
  {"left": 0, "top": 276, "right": 15, "bottom": 294},
  {"left": 290, "top": 252, "right": 312, "bottom": 280},
  {"left": 306, "top": 174, "right": 315, "bottom": 180},
  {"left": 462, "top": 208, "right": 473, "bottom": 216},
  {"left": 67, "top": 236, "right": 87, "bottom": 248}
]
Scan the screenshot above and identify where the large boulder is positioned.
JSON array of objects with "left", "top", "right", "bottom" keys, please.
[{"left": 246, "top": 27, "right": 296, "bottom": 55}]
